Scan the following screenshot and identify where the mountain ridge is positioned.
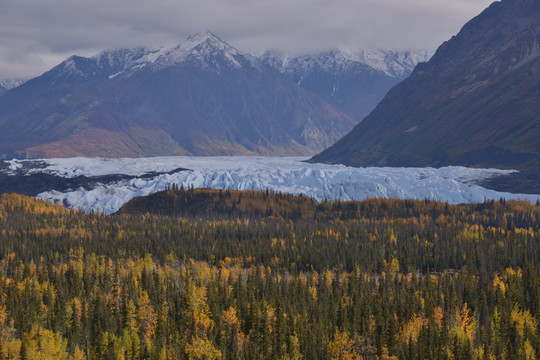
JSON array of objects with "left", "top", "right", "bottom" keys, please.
[{"left": 262, "top": 48, "right": 431, "bottom": 78}]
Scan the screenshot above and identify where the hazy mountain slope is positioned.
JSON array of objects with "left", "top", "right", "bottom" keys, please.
[
  {"left": 261, "top": 49, "right": 432, "bottom": 121},
  {"left": 0, "top": 33, "right": 355, "bottom": 158},
  {"left": 311, "top": 0, "right": 540, "bottom": 169}
]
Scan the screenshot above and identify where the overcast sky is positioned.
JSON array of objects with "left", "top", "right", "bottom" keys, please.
[{"left": 0, "top": 0, "right": 495, "bottom": 79}]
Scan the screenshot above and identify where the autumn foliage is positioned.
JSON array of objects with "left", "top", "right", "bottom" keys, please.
[{"left": 0, "top": 192, "right": 538, "bottom": 359}]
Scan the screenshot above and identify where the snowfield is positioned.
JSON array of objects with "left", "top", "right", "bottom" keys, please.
[{"left": 7, "top": 156, "right": 540, "bottom": 215}]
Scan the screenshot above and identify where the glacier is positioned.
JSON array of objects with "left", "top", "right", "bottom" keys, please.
[{"left": 7, "top": 156, "right": 538, "bottom": 215}]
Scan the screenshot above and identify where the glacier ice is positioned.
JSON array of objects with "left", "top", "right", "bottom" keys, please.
[{"left": 15, "top": 156, "right": 539, "bottom": 215}]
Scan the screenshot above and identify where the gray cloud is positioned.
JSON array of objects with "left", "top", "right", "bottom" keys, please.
[{"left": 0, "top": 0, "right": 494, "bottom": 79}]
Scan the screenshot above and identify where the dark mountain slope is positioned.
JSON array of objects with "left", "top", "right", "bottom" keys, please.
[{"left": 311, "top": 0, "right": 540, "bottom": 169}]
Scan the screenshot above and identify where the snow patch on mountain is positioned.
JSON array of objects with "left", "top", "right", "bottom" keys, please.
[
  {"left": 62, "top": 57, "right": 86, "bottom": 77},
  {"left": 0, "top": 78, "right": 26, "bottom": 93},
  {"left": 262, "top": 49, "right": 433, "bottom": 79},
  {"left": 343, "top": 49, "right": 433, "bottom": 78},
  {"left": 94, "top": 47, "right": 159, "bottom": 78},
  {"left": 15, "top": 156, "right": 540, "bottom": 215}
]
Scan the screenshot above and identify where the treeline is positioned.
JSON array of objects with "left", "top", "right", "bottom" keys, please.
[{"left": 0, "top": 192, "right": 538, "bottom": 359}]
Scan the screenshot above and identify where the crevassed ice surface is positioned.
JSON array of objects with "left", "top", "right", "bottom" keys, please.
[{"left": 15, "top": 156, "right": 540, "bottom": 215}]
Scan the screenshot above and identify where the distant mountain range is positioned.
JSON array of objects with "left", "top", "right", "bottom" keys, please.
[
  {"left": 0, "top": 33, "right": 357, "bottom": 158},
  {"left": 311, "top": 0, "right": 540, "bottom": 170},
  {"left": 261, "top": 49, "right": 431, "bottom": 121},
  {"left": 0, "top": 33, "right": 429, "bottom": 158}
]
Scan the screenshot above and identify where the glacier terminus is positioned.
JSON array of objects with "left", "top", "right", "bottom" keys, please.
[{"left": 4, "top": 156, "right": 540, "bottom": 215}]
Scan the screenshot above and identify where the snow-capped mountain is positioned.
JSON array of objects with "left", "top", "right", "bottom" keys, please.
[
  {"left": 0, "top": 78, "right": 26, "bottom": 95},
  {"left": 149, "top": 32, "right": 255, "bottom": 71},
  {"left": 52, "top": 32, "right": 250, "bottom": 81},
  {"left": 0, "top": 32, "right": 355, "bottom": 158},
  {"left": 261, "top": 49, "right": 432, "bottom": 121},
  {"left": 91, "top": 32, "right": 255, "bottom": 78}
]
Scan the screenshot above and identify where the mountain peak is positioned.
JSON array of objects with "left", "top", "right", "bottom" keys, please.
[
  {"left": 152, "top": 32, "right": 245, "bottom": 71},
  {"left": 185, "top": 31, "right": 228, "bottom": 49},
  {"left": 52, "top": 55, "right": 95, "bottom": 80},
  {"left": 179, "top": 31, "right": 238, "bottom": 58}
]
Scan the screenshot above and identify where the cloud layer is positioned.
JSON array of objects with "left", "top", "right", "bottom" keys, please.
[{"left": 0, "top": 0, "right": 494, "bottom": 79}]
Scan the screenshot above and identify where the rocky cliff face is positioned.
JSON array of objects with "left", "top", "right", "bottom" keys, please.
[{"left": 311, "top": 0, "right": 540, "bottom": 169}]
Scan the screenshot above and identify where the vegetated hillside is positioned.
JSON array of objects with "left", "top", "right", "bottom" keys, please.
[
  {"left": 118, "top": 186, "right": 317, "bottom": 219},
  {"left": 261, "top": 49, "right": 431, "bottom": 122},
  {"left": 0, "top": 192, "right": 539, "bottom": 359},
  {"left": 311, "top": 0, "right": 540, "bottom": 169},
  {"left": 0, "top": 33, "right": 355, "bottom": 158}
]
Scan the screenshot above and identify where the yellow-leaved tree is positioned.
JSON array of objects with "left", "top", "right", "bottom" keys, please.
[
  {"left": 327, "top": 330, "right": 361, "bottom": 360},
  {"left": 184, "top": 336, "right": 222, "bottom": 360},
  {"left": 0, "top": 304, "right": 22, "bottom": 359},
  {"left": 184, "top": 282, "right": 221, "bottom": 360},
  {"left": 137, "top": 290, "right": 158, "bottom": 353},
  {"left": 22, "top": 325, "right": 69, "bottom": 360},
  {"left": 220, "top": 306, "right": 245, "bottom": 359}
]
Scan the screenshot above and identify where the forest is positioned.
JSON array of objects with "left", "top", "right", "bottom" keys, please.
[{"left": 0, "top": 188, "right": 538, "bottom": 359}]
